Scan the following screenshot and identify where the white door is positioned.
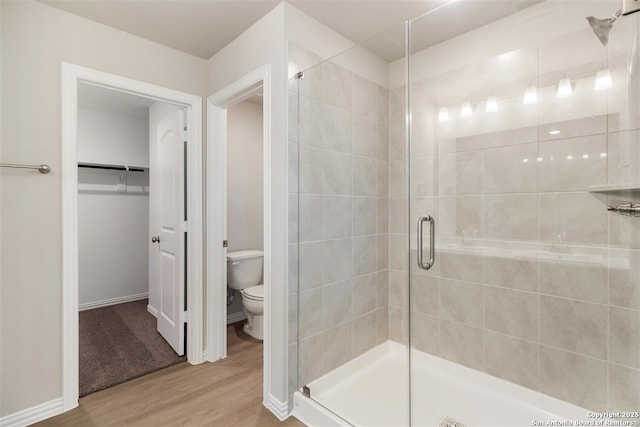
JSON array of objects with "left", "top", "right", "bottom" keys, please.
[{"left": 152, "top": 109, "right": 186, "bottom": 355}]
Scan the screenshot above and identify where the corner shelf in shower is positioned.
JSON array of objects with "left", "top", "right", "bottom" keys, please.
[{"left": 588, "top": 183, "right": 640, "bottom": 193}]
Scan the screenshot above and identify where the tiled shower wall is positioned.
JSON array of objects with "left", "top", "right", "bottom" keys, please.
[
  {"left": 288, "top": 44, "right": 392, "bottom": 388},
  {"left": 398, "top": 17, "right": 640, "bottom": 412}
]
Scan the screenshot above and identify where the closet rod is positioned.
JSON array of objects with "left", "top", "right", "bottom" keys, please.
[
  {"left": 78, "top": 163, "right": 146, "bottom": 172},
  {"left": 0, "top": 163, "right": 51, "bottom": 174}
]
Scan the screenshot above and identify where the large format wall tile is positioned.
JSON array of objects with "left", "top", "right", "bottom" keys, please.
[
  {"left": 440, "top": 320, "right": 484, "bottom": 371},
  {"left": 412, "top": 274, "right": 439, "bottom": 316},
  {"left": 352, "top": 311, "right": 377, "bottom": 357},
  {"left": 324, "top": 151, "right": 352, "bottom": 195},
  {"left": 353, "top": 197, "right": 377, "bottom": 236},
  {"left": 485, "top": 286, "right": 538, "bottom": 341},
  {"left": 439, "top": 251, "right": 484, "bottom": 283},
  {"left": 324, "top": 238, "right": 353, "bottom": 284},
  {"left": 323, "top": 195, "right": 352, "bottom": 239},
  {"left": 539, "top": 115, "right": 607, "bottom": 142},
  {"left": 299, "top": 242, "right": 324, "bottom": 290},
  {"left": 538, "top": 134, "right": 607, "bottom": 192},
  {"left": 439, "top": 196, "right": 483, "bottom": 238},
  {"left": 485, "top": 194, "right": 538, "bottom": 240},
  {"left": 608, "top": 363, "right": 640, "bottom": 411},
  {"left": 322, "top": 104, "right": 352, "bottom": 153},
  {"left": 539, "top": 192, "right": 607, "bottom": 245},
  {"left": 353, "top": 116, "right": 378, "bottom": 158},
  {"left": 609, "top": 306, "right": 640, "bottom": 369},
  {"left": 299, "top": 194, "right": 323, "bottom": 242},
  {"left": 299, "top": 146, "right": 323, "bottom": 194},
  {"left": 412, "top": 312, "right": 439, "bottom": 355},
  {"left": 299, "top": 288, "right": 323, "bottom": 339},
  {"left": 609, "top": 249, "right": 640, "bottom": 309},
  {"left": 322, "top": 323, "right": 352, "bottom": 373},
  {"left": 540, "top": 296, "right": 607, "bottom": 360},
  {"left": 323, "top": 62, "right": 352, "bottom": 111},
  {"left": 323, "top": 280, "right": 352, "bottom": 330},
  {"left": 484, "top": 255, "right": 538, "bottom": 292},
  {"left": 439, "top": 279, "right": 483, "bottom": 327},
  {"left": 352, "top": 273, "right": 376, "bottom": 317},
  {"left": 539, "top": 345, "right": 607, "bottom": 411},
  {"left": 484, "top": 143, "right": 537, "bottom": 193},
  {"left": 484, "top": 331, "right": 538, "bottom": 390},
  {"left": 539, "top": 255, "right": 607, "bottom": 304},
  {"left": 353, "top": 75, "right": 378, "bottom": 121},
  {"left": 608, "top": 130, "right": 640, "bottom": 186},
  {"left": 299, "top": 334, "right": 325, "bottom": 386}
]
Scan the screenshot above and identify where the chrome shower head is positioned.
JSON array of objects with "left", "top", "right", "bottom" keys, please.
[{"left": 587, "top": 9, "right": 622, "bottom": 47}]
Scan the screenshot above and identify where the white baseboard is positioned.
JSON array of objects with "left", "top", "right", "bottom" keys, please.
[
  {"left": 0, "top": 398, "right": 65, "bottom": 427},
  {"left": 78, "top": 293, "right": 148, "bottom": 311},
  {"left": 265, "top": 394, "right": 289, "bottom": 421},
  {"left": 226, "top": 311, "right": 246, "bottom": 324},
  {"left": 147, "top": 304, "right": 158, "bottom": 317}
]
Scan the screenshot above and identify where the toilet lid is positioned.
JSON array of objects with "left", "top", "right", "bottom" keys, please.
[{"left": 243, "top": 284, "right": 264, "bottom": 300}]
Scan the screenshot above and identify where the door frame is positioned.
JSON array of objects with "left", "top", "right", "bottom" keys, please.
[
  {"left": 206, "top": 65, "right": 279, "bottom": 412},
  {"left": 61, "top": 62, "right": 203, "bottom": 411}
]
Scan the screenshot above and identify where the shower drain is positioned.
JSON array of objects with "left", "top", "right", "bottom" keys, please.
[{"left": 438, "top": 417, "right": 467, "bottom": 427}]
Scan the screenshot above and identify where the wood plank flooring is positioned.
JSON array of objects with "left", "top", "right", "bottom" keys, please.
[{"left": 36, "top": 323, "right": 305, "bottom": 427}]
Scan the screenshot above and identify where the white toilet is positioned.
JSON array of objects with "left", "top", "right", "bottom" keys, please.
[{"left": 227, "top": 250, "right": 264, "bottom": 340}]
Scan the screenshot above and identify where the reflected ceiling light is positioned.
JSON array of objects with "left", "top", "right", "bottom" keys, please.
[
  {"left": 582, "top": 154, "right": 590, "bottom": 159},
  {"left": 600, "top": 152, "right": 608, "bottom": 157},
  {"left": 438, "top": 107, "right": 449, "bottom": 122},
  {"left": 461, "top": 101, "right": 473, "bottom": 117},
  {"left": 486, "top": 96, "right": 498, "bottom": 112},
  {"left": 522, "top": 158, "right": 529, "bottom": 163},
  {"left": 567, "top": 155, "right": 574, "bottom": 160},
  {"left": 557, "top": 78, "right": 573, "bottom": 98},
  {"left": 523, "top": 86, "right": 537, "bottom": 104},
  {"left": 537, "top": 157, "right": 544, "bottom": 162},
  {"left": 549, "top": 130, "right": 561, "bottom": 135},
  {"left": 595, "top": 69, "right": 613, "bottom": 90}
]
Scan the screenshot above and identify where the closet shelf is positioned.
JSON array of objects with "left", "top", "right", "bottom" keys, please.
[{"left": 78, "top": 162, "right": 148, "bottom": 172}]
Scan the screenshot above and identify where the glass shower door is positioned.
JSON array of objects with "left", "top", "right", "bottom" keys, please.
[
  {"left": 409, "top": 1, "right": 640, "bottom": 426},
  {"left": 291, "top": 22, "right": 412, "bottom": 426}
]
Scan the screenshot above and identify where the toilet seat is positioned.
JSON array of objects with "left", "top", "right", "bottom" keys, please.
[{"left": 242, "top": 284, "right": 264, "bottom": 301}]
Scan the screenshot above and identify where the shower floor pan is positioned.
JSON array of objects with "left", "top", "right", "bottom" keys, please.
[{"left": 301, "top": 341, "right": 590, "bottom": 427}]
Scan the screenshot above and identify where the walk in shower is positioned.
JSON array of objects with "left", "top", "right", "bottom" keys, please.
[{"left": 290, "top": 1, "right": 640, "bottom": 425}]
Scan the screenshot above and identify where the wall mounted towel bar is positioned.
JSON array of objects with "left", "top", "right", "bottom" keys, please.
[{"left": 0, "top": 163, "right": 51, "bottom": 174}]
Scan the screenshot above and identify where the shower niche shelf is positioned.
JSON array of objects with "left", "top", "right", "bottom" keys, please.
[{"left": 588, "top": 183, "right": 640, "bottom": 193}]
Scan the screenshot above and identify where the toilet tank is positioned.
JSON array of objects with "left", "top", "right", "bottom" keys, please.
[{"left": 227, "top": 250, "right": 264, "bottom": 290}]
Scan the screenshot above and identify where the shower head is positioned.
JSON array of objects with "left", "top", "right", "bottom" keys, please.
[{"left": 587, "top": 9, "right": 622, "bottom": 47}]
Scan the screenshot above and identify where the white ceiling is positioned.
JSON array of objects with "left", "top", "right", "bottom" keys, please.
[
  {"left": 41, "top": 0, "right": 543, "bottom": 62},
  {"left": 40, "top": 0, "right": 282, "bottom": 59}
]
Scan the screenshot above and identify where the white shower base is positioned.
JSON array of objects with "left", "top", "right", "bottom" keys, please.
[{"left": 293, "top": 341, "right": 591, "bottom": 427}]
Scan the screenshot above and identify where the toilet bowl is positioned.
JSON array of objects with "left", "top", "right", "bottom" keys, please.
[
  {"left": 227, "top": 250, "right": 264, "bottom": 341},
  {"left": 241, "top": 284, "right": 264, "bottom": 340}
]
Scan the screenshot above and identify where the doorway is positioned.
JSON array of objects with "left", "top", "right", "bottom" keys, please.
[
  {"left": 76, "top": 83, "right": 187, "bottom": 396},
  {"left": 61, "top": 63, "right": 203, "bottom": 411}
]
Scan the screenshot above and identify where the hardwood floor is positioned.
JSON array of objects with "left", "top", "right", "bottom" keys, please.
[{"left": 36, "top": 323, "right": 305, "bottom": 427}]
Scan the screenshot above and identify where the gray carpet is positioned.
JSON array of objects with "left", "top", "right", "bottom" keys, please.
[{"left": 79, "top": 299, "right": 186, "bottom": 397}]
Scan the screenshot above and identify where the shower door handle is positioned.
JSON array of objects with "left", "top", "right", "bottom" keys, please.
[{"left": 417, "top": 215, "right": 435, "bottom": 270}]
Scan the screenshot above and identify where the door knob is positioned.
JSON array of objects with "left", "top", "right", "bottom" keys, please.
[{"left": 151, "top": 236, "right": 160, "bottom": 243}]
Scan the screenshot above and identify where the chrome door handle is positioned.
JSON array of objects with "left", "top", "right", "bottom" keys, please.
[
  {"left": 151, "top": 236, "right": 160, "bottom": 243},
  {"left": 417, "top": 215, "right": 435, "bottom": 270}
]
